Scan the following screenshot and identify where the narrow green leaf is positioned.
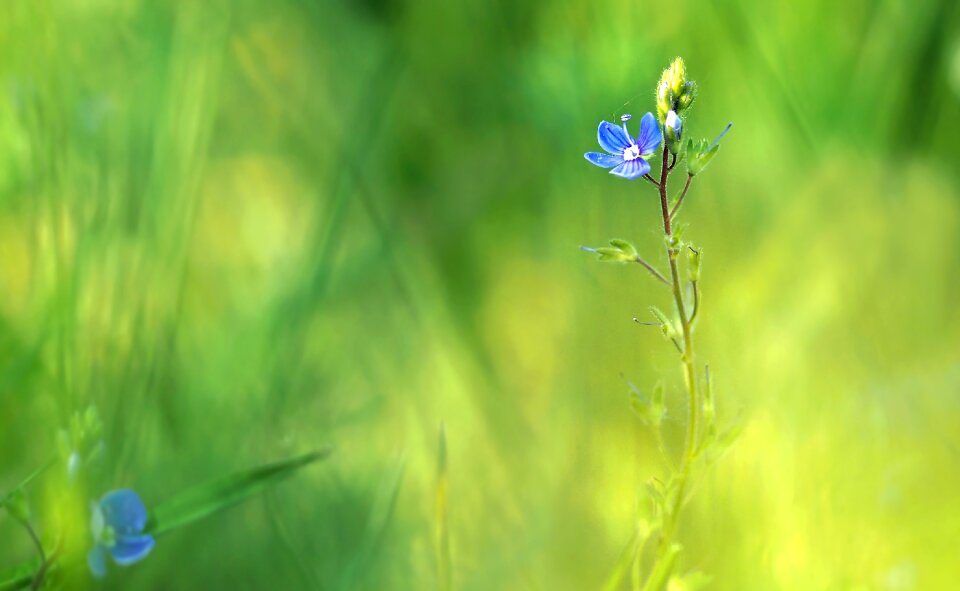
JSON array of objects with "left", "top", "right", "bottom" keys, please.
[
  {"left": 436, "top": 424, "right": 452, "bottom": 591},
  {"left": 146, "top": 449, "right": 331, "bottom": 536}
]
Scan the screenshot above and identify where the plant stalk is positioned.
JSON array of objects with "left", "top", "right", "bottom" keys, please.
[{"left": 642, "top": 145, "right": 701, "bottom": 589}]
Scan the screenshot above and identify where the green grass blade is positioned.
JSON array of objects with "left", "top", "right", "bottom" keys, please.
[
  {"left": 146, "top": 449, "right": 331, "bottom": 536},
  {"left": 337, "top": 457, "right": 406, "bottom": 590}
]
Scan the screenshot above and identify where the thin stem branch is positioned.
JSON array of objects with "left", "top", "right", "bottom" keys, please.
[
  {"left": 632, "top": 256, "right": 670, "bottom": 286},
  {"left": 31, "top": 543, "right": 62, "bottom": 591},
  {"left": 642, "top": 174, "right": 660, "bottom": 188},
  {"left": 9, "top": 514, "right": 51, "bottom": 591},
  {"left": 669, "top": 175, "right": 694, "bottom": 221},
  {"left": 13, "top": 516, "right": 45, "bottom": 564}
]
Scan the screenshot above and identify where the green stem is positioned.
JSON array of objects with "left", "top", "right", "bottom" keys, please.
[
  {"left": 669, "top": 175, "right": 694, "bottom": 221},
  {"left": 632, "top": 256, "right": 670, "bottom": 286},
  {"left": 642, "top": 146, "right": 701, "bottom": 589},
  {"left": 0, "top": 458, "right": 57, "bottom": 509},
  {"left": 11, "top": 516, "right": 44, "bottom": 565}
]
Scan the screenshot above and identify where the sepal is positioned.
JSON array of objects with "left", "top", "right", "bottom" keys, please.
[{"left": 581, "top": 239, "right": 638, "bottom": 263}]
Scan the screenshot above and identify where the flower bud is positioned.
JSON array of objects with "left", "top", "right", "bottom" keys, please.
[
  {"left": 687, "top": 246, "right": 702, "bottom": 282},
  {"left": 581, "top": 239, "right": 638, "bottom": 263},
  {"left": 656, "top": 57, "right": 695, "bottom": 122},
  {"left": 665, "top": 110, "right": 682, "bottom": 153},
  {"left": 668, "top": 58, "right": 686, "bottom": 97}
]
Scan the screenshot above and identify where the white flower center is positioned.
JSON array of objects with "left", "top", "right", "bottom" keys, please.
[{"left": 623, "top": 144, "right": 641, "bottom": 161}]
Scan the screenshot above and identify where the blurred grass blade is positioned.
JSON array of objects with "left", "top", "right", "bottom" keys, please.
[
  {"left": 603, "top": 529, "right": 640, "bottom": 591},
  {"left": 641, "top": 543, "right": 681, "bottom": 591},
  {"left": 338, "top": 457, "right": 406, "bottom": 590},
  {"left": 436, "top": 423, "right": 452, "bottom": 591},
  {"left": 146, "top": 449, "right": 331, "bottom": 536},
  {"left": 0, "top": 558, "right": 39, "bottom": 591},
  {"left": 0, "top": 458, "right": 57, "bottom": 509}
]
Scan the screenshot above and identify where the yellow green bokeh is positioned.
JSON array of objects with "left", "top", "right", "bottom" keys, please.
[{"left": 1, "top": 0, "right": 959, "bottom": 589}]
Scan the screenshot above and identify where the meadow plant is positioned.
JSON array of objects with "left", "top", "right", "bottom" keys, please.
[
  {"left": 583, "top": 58, "right": 736, "bottom": 590},
  {"left": 0, "top": 406, "right": 329, "bottom": 589}
]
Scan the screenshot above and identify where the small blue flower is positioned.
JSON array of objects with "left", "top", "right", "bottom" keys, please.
[
  {"left": 87, "top": 489, "right": 155, "bottom": 578},
  {"left": 665, "top": 110, "right": 682, "bottom": 139},
  {"left": 584, "top": 112, "right": 662, "bottom": 180}
]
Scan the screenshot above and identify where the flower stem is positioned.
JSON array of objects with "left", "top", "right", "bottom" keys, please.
[
  {"left": 632, "top": 256, "right": 670, "bottom": 286},
  {"left": 658, "top": 155, "right": 672, "bottom": 236},
  {"left": 643, "top": 142, "right": 701, "bottom": 587}
]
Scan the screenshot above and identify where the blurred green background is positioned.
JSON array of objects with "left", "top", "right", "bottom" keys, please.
[{"left": 2, "top": 0, "right": 960, "bottom": 589}]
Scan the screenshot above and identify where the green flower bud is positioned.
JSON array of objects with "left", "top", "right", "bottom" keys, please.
[
  {"left": 687, "top": 246, "right": 702, "bottom": 282},
  {"left": 58, "top": 405, "right": 103, "bottom": 479},
  {"left": 669, "top": 58, "right": 686, "bottom": 97},
  {"left": 649, "top": 306, "right": 677, "bottom": 341},
  {"left": 581, "top": 239, "right": 638, "bottom": 263}
]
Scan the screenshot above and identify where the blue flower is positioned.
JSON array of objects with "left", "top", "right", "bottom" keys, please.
[
  {"left": 584, "top": 112, "right": 662, "bottom": 180},
  {"left": 87, "top": 489, "right": 155, "bottom": 578}
]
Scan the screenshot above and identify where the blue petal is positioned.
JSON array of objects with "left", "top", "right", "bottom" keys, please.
[
  {"left": 597, "top": 121, "right": 631, "bottom": 153},
  {"left": 584, "top": 152, "right": 623, "bottom": 169},
  {"left": 610, "top": 158, "right": 651, "bottom": 180},
  {"left": 110, "top": 534, "right": 155, "bottom": 566},
  {"left": 88, "top": 544, "right": 108, "bottom": 578},
  {"left": 100, "top": 489, "right": 148, "bottom": 535},
  {"left": 635, "top": 112, "right": 662, "bottom": 155}
]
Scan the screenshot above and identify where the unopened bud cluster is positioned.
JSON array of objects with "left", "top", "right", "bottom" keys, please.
[{"left": 656, "top": 57, "right": 696, "bottom": 123}]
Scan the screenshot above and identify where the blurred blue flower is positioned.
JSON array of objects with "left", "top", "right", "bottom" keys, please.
[
  {"left": 584, "top": 112, "right": 662, "bottom": 180},
  {"left": 87, "top": 489, "right": 155, "bottom": 578}
]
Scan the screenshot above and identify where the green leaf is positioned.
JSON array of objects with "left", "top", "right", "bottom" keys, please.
[{"left": 146, "top": 449, "right": 331, "bottom": 536}]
